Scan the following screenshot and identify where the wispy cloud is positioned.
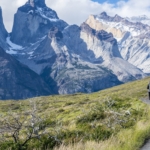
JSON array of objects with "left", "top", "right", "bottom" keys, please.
[{"left": 1, "top": 0, "right": 150, "bottom": 32}]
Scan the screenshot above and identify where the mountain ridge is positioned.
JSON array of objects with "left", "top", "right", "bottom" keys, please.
[
  {"left": 0, "top": 2, "right": 148, "bottom": 99},
  {"left": 86, "top": 12, "right": 150, "bottom": 74}
]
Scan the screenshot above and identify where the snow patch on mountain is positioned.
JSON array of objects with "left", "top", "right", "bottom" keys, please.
[
  {"left": 6, "top": 37, "right": 24, "bottom": 54},
  {"left": 36, "top": 7, "right": 59, "bottom": 22},
  {"left": 6, "top": 35, "right": 48, "bottom": 56},
  {"left": 6, "top": 37, "right": 23, "bottom": 50}
]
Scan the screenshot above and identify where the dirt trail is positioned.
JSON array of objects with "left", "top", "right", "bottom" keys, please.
[
  {"left": 141, "top": 141, "right": 150, "bottom": 150},
  {"left": 141, "top": 97, "right": 150, "bottom": 105},
  {"left": 140, "top": 97, "right": 150, "bottom": 150}
]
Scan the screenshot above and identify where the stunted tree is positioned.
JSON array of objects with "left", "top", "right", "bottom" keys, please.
[{"left": 0, "top": 101, "right": 61, "bottom": 150}]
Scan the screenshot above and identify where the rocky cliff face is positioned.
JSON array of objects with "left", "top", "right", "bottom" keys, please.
[
  {"left": 0, "top": 7, "right": 8, "bottom": 49},
  {"left": 0, "top": 2, "right": 146, "bottom": 98},
  {"left": 11, "top": 0, "right": 68, "bottom": 46},
  {"left": 0, "top": 46, "right": 51, "bottom": 100},
  {"left": 8, "top": 21, "right": 144, "bottom": 94},
  {"left": 86, "top": 12, "right": 150, "bottom": 74},
  {"left": 63, "top": 23, "right": 144, "bottom": 82},
  {"left": 9, "top": 24, "right": 123, "bottom": 94}
]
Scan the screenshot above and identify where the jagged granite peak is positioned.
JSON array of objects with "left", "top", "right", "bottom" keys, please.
[
  {"left": 0, "top": 46, "right": 51, "bottom": 100},
  {"left": 10, "top": 0, "right": 67, "bottom": 46},
  {"left": 86, "top": 13, "right": 150, "bottom": 39},
  {"left": 86, "top": 12, "right": 150, "bottom": 74},
  {"left": 98, "top": 12, "right": 123, "bottom": 22},
  {"left": 100, "top": 12, "right": 107, "bottom": 17},
  {"left": 99, "top": 12, "right": 125, "bottom": 22}
]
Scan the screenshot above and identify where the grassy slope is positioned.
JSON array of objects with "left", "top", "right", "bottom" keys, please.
[{"left": 1, "top": 77, "right": 150, "bottom": 149}]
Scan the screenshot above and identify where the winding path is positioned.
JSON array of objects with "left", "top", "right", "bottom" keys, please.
[
  {"left": 140, "top": 98, "right": 150, "bottom": 150},
  {"left": 141, "top": 141, "right": 150, "bottom": 150}
]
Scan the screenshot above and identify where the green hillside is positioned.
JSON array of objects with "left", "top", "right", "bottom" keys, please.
[{"left": 0, "top": 77, "right": 150, "bottom": 150}]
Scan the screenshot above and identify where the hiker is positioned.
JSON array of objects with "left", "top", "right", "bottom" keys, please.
[{"left": 147, "top": 82, "right": 150, "bottom": 100}]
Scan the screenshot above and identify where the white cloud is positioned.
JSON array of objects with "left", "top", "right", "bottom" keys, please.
[
  {"left": 1, "top": 0, "right": 150, "bottom": 32},
  {"left": 0, "top": 0, "right": 26, "bottom": 32}
]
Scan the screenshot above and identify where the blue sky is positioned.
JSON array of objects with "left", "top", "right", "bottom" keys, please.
[{"left": 92, "top": 0, "right": 128, "bottom": 4}]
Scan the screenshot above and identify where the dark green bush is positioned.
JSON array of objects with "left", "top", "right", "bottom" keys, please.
[
  {"left": 90, "top": 125, "right": 112, "bottom": 141},
  {"left": 59, "top": 130, "right": 84, "bottom": 143},
  {"left": 77, "top": 105, "right": 106, "bottom": 124}
]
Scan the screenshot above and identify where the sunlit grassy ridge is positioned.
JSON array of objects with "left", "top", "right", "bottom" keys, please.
[{"left": 0, "top": 77, "right": 150, "bottom": 150}]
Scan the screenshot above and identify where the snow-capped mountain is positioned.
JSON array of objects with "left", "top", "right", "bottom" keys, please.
[
  {"left": 0, "top": 0, "right": 147, "bottom": 99},
  {"left": 86, "top": 12, "right": 150, "bottom": 40},
  {"left": 5, "top": 0, "right": 145, "bottom": 95},
  {"left": 86, "top": 12, "right": 150, "bottom": 74},
  {"left": 8, "top": 24, "right": 123, "bottom": 94}
]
